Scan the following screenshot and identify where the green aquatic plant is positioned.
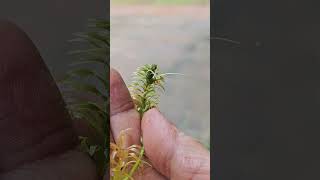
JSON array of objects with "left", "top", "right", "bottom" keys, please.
[
  {"left": 110, "top": 64, "right": 169, "bottom": 180},
  {"left": 110, "top": 129, "right": 150, "bottom": 180},
  {"left": 129, "top": 64, "right": 165, "bottom": 116},
  {"left": 60, "top": 19, "right": 109, "bottom": 179}
]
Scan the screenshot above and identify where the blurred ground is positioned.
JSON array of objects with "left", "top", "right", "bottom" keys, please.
[{"left": 111, "top": 5, "right": 210, "bottom": 147}]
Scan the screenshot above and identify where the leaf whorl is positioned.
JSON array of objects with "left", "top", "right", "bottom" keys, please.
[{"left": 129, "top": 64, "right": 165, "bottom": 115}]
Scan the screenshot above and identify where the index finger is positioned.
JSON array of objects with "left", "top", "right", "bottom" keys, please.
[{"left": 110, "top": 68, "right": 140, "bottom": 147}]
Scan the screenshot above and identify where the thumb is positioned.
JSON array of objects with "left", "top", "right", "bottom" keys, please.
[{"left": 141, "top": 108, "right": 210, "bottom": 180}]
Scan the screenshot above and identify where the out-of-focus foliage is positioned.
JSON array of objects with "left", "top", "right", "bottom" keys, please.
[{"left": 61, "top": 19, "right": 109, "bottom": 179}]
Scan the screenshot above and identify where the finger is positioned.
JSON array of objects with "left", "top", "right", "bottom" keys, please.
[
  {"left": 110, "top": 131, "right": 115, "bottom": 143},
  {"left": 0, "top": 20, "right": 78, "bottom": 172},
  {"left": 133, "top": 166, "right": 167, "bottom": 180},
  {"left": 109, "top": 69, "right": 166, "bottom": 180},
  {"left": 1, "top": 150, "right": 97, "bottom": 180},
  {"left": 142, "top": 108, "right": 210, "bottom": 180},
  {"left": 110, "top": 68, "right": 140, "bottom": 147}
]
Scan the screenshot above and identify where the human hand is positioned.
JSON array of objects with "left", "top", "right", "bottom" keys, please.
[
  {"left": 110, "top": 69, "right": 210, "bottom": 180},
  {"left": 0, "top": 21, "right": 99, "bottom": 180},
  {"left": 0, "top": 20, "right": 210, "bottom": 180}
]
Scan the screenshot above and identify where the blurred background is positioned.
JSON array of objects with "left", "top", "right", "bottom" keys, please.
[
  {"left": 0, "top": 0, "right": 107, "bottom": 80},
  {"left": 111, "top": 0, "right": 210, "bottom": 147}
]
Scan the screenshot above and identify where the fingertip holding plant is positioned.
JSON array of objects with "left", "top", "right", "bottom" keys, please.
[{"left": 110, "top": 64, "right": 168, "bottom": 180}]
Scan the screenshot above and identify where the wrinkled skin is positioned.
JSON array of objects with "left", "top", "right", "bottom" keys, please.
[{"left": 0, "top": 20, "right": 210, "bottom": 180}]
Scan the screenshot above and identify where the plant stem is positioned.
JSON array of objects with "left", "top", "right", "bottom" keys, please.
[
  {"left": 123, "top": 81, "right": 149, "bottom": 179},
  {"left": 124, "top": 146, "right": 145, "bottom": 180}
]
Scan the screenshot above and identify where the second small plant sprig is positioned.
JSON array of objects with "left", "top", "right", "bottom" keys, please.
[{"left": 110, "top": 64, "right": 167, "bottom": 180}]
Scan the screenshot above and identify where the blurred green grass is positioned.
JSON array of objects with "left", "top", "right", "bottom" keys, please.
[{"left": 112, "top": 0, "right": 209, "bottom": 5}]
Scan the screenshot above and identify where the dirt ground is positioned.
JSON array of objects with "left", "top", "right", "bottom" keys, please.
[{"left": 111, "top": 5, "right": 210, "bottom": 147}]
